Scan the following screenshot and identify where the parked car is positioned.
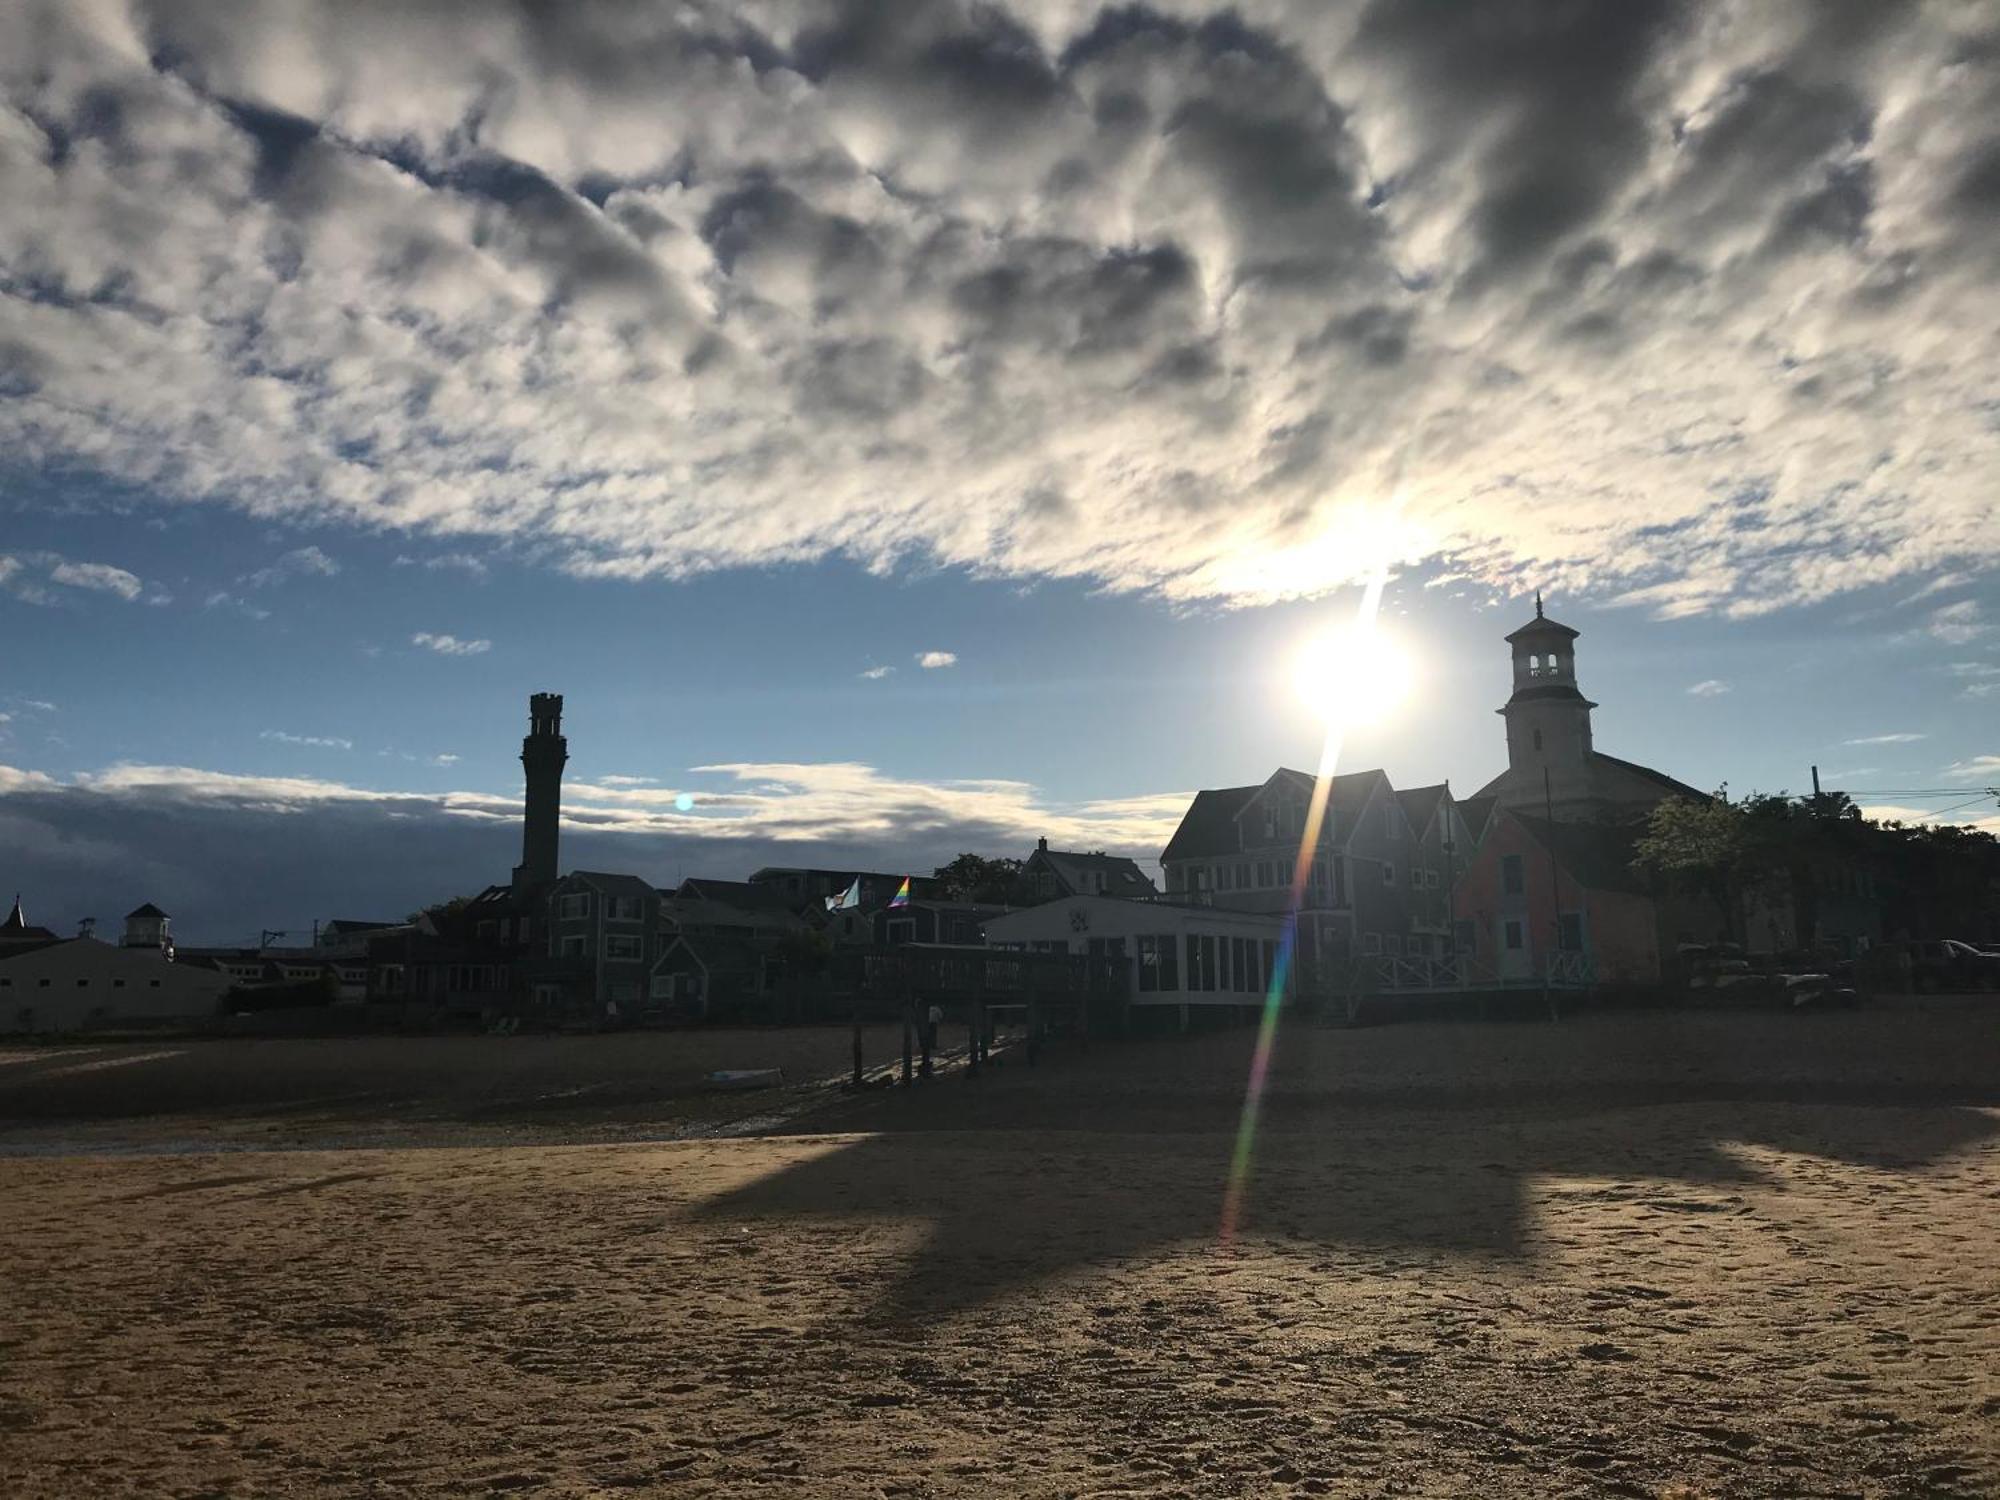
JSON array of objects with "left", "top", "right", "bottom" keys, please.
[{"left": 1872, "top": 939, "right": 2000, "bottom": 993}]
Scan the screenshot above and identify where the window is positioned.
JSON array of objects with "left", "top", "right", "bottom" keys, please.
[
  {"left": 1385, "top": 934, "right": 1402, "bottom": 956},
  {"left": 605, "top": 933, "right": 643, "bottom": 962},
  {"left": 1217, "top": 864, "right": 1233, "bottom": 892},
  {"left": 1185, "top": 934, "right": 1217, "bottom": 992},
  {"left": 1158, "top": 936, "right": 1179, "bottom": 991},
  {"left": 1263, "top": 941, "right": 1276, "bottom": 989},
  {"left": 1236, "top": 862, "right": 1251, "bottom": 889},
  {"left": 606, "top": 895, "right": 644, "bottom": 922},
  {"left": 1232, "top": 937, "right": 1250, "bottom": 992},
  {"left": 889, "top": 920, "right": 918, "bottom": 946},
  {"left": 1453, "top": 919, "right": 1477, "bottom": 954},
  {"left": 1504, "top": 920, "right": 1524, "bottom": 951},
  {"left": 1381, "top": 863, "right": 1395, "bottom": 886},
  {"left": 557, "top": 893, "right": 592, "bottom": 921},
  {"left": 39, "top": 978, "right": 51, "bottom": 988},
  {"left": 476, "top": 920, "right": 497, "bottom": 942},
  {"left": 1361, "top": 932, "right": 1381, "bottom": 956},
  {"left": 1501, "top": 854, "right": 1525, "bottom": 896},
  {"left": 559, "top": 935, "right": 587, "bottom": 957},
  {"left": 1558, "top": 913, "right": 1584, "bottom": 952},
  {"left": 149, "top": 979, "right": 161, "bottom": 988},
  {"left": 76, "top": 978, "right": 89, "bottom": 988},
  {"left": 650, "top": 974, "right": 677, "bottom": 1000},
  {"left": 1533, "top": 727, "right": 1544, "bottom": 752},
  {"left": 1138, "top": 934, "right": 1179, "bottom": 992},
  {"left": 1409, "top": 867, "right": 1422, "bottom": 889},
  {"left": 1219, "top": 935, "right": 1232, "bottom": 991}
]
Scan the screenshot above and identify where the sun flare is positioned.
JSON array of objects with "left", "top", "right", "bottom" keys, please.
[{"left": 1291, "top": 621, "right": 1413, "bottom": 730}]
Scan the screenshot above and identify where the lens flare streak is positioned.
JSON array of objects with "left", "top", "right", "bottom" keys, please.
[{"left": 1218, "top": 567, "right": 1392, "bottom": 1245}]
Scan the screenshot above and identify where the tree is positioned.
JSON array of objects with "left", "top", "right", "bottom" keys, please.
[
  {"left": 931, "top": 854, "right": 1028, "bottom": 904},
  {"left": 406, "top": 894, "right": 475, "bottom": 929},
  {"left": 1632, "top": 793, "right": 1758, "bottom": 941}
]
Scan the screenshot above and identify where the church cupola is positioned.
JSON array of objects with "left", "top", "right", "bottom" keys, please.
[{"left": 1498, "top": 593, "right": 1596, "bottom": 775}]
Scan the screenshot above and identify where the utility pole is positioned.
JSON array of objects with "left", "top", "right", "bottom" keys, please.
[
  {"left": 1543, "top": 767, "right": 1564, "bottom": 1019},
  {"left": 1811, "top": 764, "right": 1821, "bottom": 798}
]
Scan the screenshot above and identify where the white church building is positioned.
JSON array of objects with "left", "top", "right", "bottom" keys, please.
[{"left": 1472, "top": 595, "right": 1704, "bottom": 821}]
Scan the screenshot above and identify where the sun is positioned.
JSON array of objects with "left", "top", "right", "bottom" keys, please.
[{"left": 1291, "top": 620, "right": 1413, "bottom": 729}]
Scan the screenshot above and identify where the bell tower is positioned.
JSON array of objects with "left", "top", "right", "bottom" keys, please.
[
  {"left": 1498, "top": 593, "right": 1596, "bottom": 778},
  {"left": 511, "top": 692, "right": 568, "bottom": 893}
]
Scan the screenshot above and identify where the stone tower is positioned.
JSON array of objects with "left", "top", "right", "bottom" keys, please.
[
  {"left": 1498, "top": 593, "right": 1597, "bottom": 787},
  {"left": 512, "top": 693, "right": 568, "bottom": 893}
]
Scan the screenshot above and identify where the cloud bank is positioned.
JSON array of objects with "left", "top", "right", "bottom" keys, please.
[
  {"left": 2, "top": 1, "right": 1997, "bottom": 614},
  {"left": 0, "top": 758, "right": 1187, "bottom": 942}
]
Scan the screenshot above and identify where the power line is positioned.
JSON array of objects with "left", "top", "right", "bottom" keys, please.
[{"left": 1924, "top": 794, "right": 1998, "bottom": 819}]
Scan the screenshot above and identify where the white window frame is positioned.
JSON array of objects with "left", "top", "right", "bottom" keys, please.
[
  {"left": 1361, "top": 932, "right": 1381, "bottom": 956},
  {"left": 1381, "top": 862, "right": 1395, "bottom": 886},
  {"left": 604, "top": 932, "right": 643, "bottom": 962}
]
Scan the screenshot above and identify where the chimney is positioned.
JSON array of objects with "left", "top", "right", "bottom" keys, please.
[
  {"left": 1037, "top": 836, "right": 1048, "bottom": 853},
  {"left": 512, "top": 693, "right": 568, "bottom": 892}
]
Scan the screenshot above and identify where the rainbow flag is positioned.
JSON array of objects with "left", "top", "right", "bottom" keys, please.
[{"left": 888, "top": 876, "right": 911, "bottom": 909}]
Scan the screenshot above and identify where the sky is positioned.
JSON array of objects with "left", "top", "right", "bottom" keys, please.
[{"left": 2, "top": 0, "right": 1997, "bottom": 942}]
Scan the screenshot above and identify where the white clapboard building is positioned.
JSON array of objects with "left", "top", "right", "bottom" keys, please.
[{"left": 985, "top": 894, "right": 1291, "bottom": 1020}]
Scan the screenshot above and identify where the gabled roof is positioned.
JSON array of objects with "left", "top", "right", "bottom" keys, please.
[
  {"left": 1166, "top": 767, "right": 1395, "bottom": 863},
  {"left": 1589, "top": 752, "right": 1709, "bottom": 805},
  {"left": 1455, "top": 795, "right": 1499, "bottom": 845},
  {"left": 1029, "top": 848, "right": 1159, "bottom": 898},
  {"left": 655, "top": 934, "right": 763, "bottom": 973},
  {"left": 562, "top": 870, "right": 658, "bottom": 902},
  {"left": 1395, "top": 783, "right": 1448, "bottom": 837},
  {"left": 1241, "top": 766, "right": 1375, "bottom": 826},
  {"left": 1161, "top": 784, "right": 1261, "bottom": 862},
  {"left": 671, "top": 878, "right": 795, "bottom": 912},
  {"left": 1, "top": 896, "right": 59, "bottom": 945},
  {"left": 125, "top": 902, "right": 170, "bottom": 920},
  {"left": 1510, "top": 813, "right": 1650, "bottom": 895}
]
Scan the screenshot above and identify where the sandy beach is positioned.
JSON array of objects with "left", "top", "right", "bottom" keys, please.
[{"left": 2, "top": 1008, "right": 1997, "bottom": 1498}]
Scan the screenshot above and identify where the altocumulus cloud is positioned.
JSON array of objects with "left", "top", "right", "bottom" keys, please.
[
  {"left": 412, "top": 632, "right": 491, "bottom": 656},
  {"left": 0, "top": 759, "right": 1186, "bottom": 941},
  {"left": 1, "top": 3, "right": 1997, "bottom": 613},
  {"left": 2, "top": 552, "right": 151, "bottom": 604}
]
